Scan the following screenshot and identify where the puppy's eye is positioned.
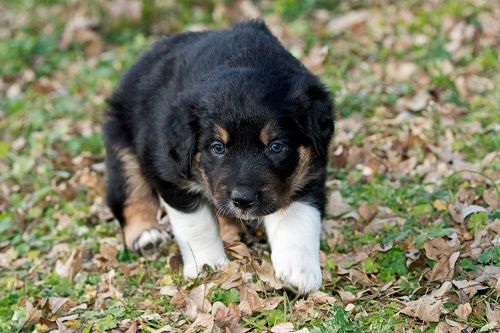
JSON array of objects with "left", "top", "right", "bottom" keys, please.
[
  {"left": 269, "top": 142, "right": 284, "bottom": 153},
  {"left": 210, "top": 142, "right": 225, "bottom": 155}
]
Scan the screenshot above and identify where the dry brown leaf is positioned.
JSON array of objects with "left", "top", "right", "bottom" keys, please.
[
  {"left": 254, "top": 260, "right": 283, "bottom": 290},
  {"left": 49, "top": 297, "right": 68, "bottom": 314},
  {"left": 213, "top": 302, "right": 247, "bottom": 333},
  {"left": 327, "top": 10, "right": 369, "bottom": 34},
  {"left": 227, "top": 242, "right": 251, "bottom": 260},
  {"left": 100, "top": 242, "right": 118, "bottom": 265},
  {"left": 485, "top": 302, "right": 500, "bottom": 327},
  {"left": 256, "top": 296, "right": 284, "bottom": 312},
  {"left": 18, "top": 301, "right": 42, "bottom": 330},
  {"left": 349, "top": 268, "right": 375, "bottom": 286},
  {"left": 327, "top": 191, "right": 353, "bottom": 216},
  {"left": 293, "top": 299, "right": 314, "bottom": 318},
  {"left": 483, "top": 190, "right": 499, "bottom": 210},
  {"left": 338, "top": 290, "right": 357, "bottom": 303},
  {"left": 105, "top": 0, "right": 142, "bottom": 22},
  {"left": 428, "top": 251, "right": 460, "bottom": 282},
  {"left": 430, "top": 281, "right": 452, "bottom": 299},
  {"left": 55, "top": 248, "right": 82, "bottom": 281},
  {"left": 304, "top": 45, "right": 328, "bottom": 75},
  {"left": 270, "top": 322, "right": 294, "bottom": 333},
  {"left": 125, "top": 321, "right": 138, "bottom": 333},
  {"left": 189, "top": 313, "right": 214, "bottom": 333},
  {"left": 400, "top": 296, "right": 443, "bottom": 322},
  {"left": 358, "top": 201, "right": 378, "bottom": 222},
  {"left": 385, "top": 61, "right": 418, "bottom": 81},
  {"left": 435, "top": 321, "right": 462, "bottom": 333},
  {"left": 239, "top": 285, "right": 261, "bottom": 316},
  {"left": 308, "top": 291, "right": 336, "bottom": 305},
  {"left": 454, "top": 302, "right": 472, "bottom": 321},
  {"left": 424, "top": 237, "right": 460, "bottom": 261},
  {"left": 397, "top": 90, "right": 430, "bottom": 112}
]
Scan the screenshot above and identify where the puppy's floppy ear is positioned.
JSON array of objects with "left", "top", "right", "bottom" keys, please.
[
  {"left": 161, "top": 91, "right": 200, "bottom": 179},
  {"left": 290, "top": 77, "right": 334, "bottom": 157}
]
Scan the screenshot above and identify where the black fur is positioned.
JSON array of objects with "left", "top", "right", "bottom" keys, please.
[{"left": 104, "top": 21, "right": 334, "bottom": 223}]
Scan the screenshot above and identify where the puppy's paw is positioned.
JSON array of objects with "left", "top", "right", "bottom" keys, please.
[
  {"left": 272, "top": 249, "right": 322, "bottom": 295},
  {"left": 182, "top": 252, "right": 229, "bottom": 279},
  {"left": 132, "top": 228, "right": 170, "bottom": 256}
]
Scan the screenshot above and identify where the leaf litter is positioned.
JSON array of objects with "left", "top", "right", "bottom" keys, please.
[{"left": 0, "top": 0, "right": 499, "bottom": 332}]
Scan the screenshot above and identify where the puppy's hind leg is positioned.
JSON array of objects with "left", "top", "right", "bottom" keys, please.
[{"left": 104, "top": 122, "right": 168, "bottom": 256}]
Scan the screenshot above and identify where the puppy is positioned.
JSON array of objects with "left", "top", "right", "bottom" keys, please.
[{"left": 103, "top": 21, "right": 334, "bottom": 295}]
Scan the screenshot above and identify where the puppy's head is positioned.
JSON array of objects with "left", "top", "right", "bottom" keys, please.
[{"left": 167, "top": 69, "right": 333, "bottom": 219}]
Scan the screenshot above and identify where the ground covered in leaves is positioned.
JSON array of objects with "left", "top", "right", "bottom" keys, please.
[{"left": 0, "top": 0, "right": 499, "bottom": 332}]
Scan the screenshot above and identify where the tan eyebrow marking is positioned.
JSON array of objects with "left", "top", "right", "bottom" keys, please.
[
  {"left": 260, "top": 122, "right": 278, "bottom": 145},
  {"left": 214, "top": 124, "right": 229, "bottom": 144}
]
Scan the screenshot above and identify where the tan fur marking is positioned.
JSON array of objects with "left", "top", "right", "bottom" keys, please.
[
  {"left": 260, "top": 122, "right": 278, "bottom": 145},
  {"left": 116, "top": 148, "right": 159, "bottom": 249},
  {"left": 289, "top": 146, "right": 313, "bottom": 195},
  {"left": 214, "top": 124, "right": 229, "bottom": 144},
  {"left": 123, "top": 201, "right": 159, "bottom": 249}
]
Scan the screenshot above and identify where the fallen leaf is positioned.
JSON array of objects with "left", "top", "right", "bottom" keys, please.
[
  {"left": 433, "top": 199, "right": 448, "bottom": 211},
  {"left": 327, "top": 10, "right": 369, "bottom": 34},
  {"left": 189, "top": 313, "right": 214, "bottom": 333},
  {"left": 454, "top": 303, "right": 472, "bottom": 321},
  {"left": 254, "top": 260, "right": 283, "bottom": 290},
  {"left": 327, "top": 191, "right": 353, "bottom": 216},
  {"left": 428, "top": 251, "right": 460, "bottom": 282},
  {"left": 49, "top": 297, "right": 68, "bottom": 314},
  {"left": 55, "top": 248, "right": 82, "bottom": 281},
  {"left": 338, "top": 290, "right": 356, "bottom": 303},
  {"left": 400, "top": 296, "right": 443, "bottom": 322},
  {"left": 271, "top": 322, "right": 294, "bottom": 333},
  {"left": 358, "top": 201, "right": 378, "bottom": 222},
  {"left": 227, "top": 242, "right": 251, "bottom": 260},
  {"left": 424, "top": 237, "right": 460, "bottom": 261}
]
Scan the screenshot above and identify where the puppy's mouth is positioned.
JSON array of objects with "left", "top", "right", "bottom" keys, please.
[{"left": 215, "top": 200, "right": 278, "bottom": 221}]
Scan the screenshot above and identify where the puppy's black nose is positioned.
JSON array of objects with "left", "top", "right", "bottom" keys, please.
[{"left": 231, "top": 190, "right": 257, "bottom": 209}]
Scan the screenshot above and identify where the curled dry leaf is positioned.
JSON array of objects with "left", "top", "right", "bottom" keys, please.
[
  {"left": 254, "top": 260, "right": 283, "bottom": 290},
  {"left": 454, "top": 302, "right": 472, "bottom": 321},
  {"left": 400, "top": 296, "right": 443, "bottom": 322},
  {"left": 55, "top": 248, "right": 82, "bottom": 281},
  {"left": 430, "top": 281, "right": 452, "bottom": 299},
  {"left": 227, "top": 242, "right": 251, "bottom": 260},
  {"left": 424, "top": 237, "right": 460, "bottom": 261},
  {"left": 428, "top": 251, "right": 460, "bottom": 282},
  {"left": 482, "top": 190, "right": 499, "bottom": 210},
  {"left": 461, "top": 205, "right": 488, "bottom": 221},
  {"left": 338, "top": 290, "right": 357, "bottom": 303},
  {"left": 49, "top": 297, "right": 68, "bottom": 314},
  {"left": 485, "top": 302, "right": 500, "bottom": 328}
]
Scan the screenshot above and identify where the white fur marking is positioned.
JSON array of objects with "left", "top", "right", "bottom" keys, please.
[
  {"left": 160, "top": 198, "right": 228, "bottom": 278},
  {"left": 264, "top": 201, "right": 322, "bottom": 294}
]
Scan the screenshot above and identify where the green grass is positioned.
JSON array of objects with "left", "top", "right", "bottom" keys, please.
[{"left": 0, "top": 0, "right": 499, "bottom": 332}]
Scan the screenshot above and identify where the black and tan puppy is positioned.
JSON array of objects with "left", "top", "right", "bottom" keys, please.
[{"left": 103, "top": 21, "right": 334, "bottom": 294}]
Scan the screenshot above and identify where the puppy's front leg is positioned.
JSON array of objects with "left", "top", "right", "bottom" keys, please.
[
  {"left": 161, "top": 200, "right": 228, "bottom": 278},
  {"left": 264, "top": 202, "right": 322, "bottom": 295}
]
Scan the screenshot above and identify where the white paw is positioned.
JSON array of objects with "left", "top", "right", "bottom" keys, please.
[
  {"left": 133, "top": 228, "right": 170, "bottom": 256},
  {"left": 182, "top": 251, "right": 229, "bottom": 279},
  {"left": 272, "top": 249, "right": 322, "bottom": 295}
]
